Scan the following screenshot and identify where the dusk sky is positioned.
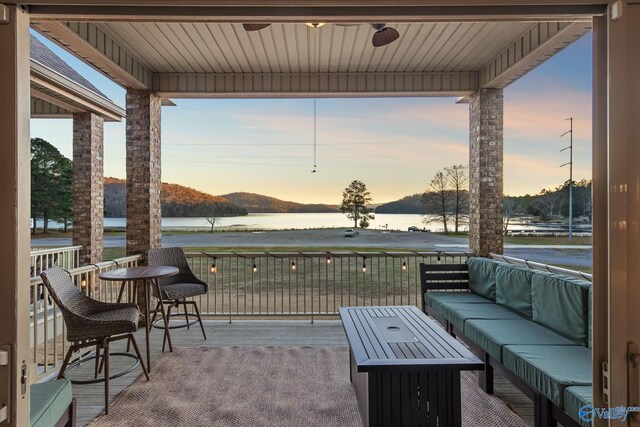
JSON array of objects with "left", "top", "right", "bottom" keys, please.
[{"left": 30, "top": 30, "right": 592, "bottom": 205}]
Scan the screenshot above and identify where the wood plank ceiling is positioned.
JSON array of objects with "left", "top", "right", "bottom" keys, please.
[{"left": 93, "top": 22, "right": 535, "bottom": 74}]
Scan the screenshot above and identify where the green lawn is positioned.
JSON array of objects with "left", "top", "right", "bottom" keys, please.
[
  {"left": 102, "top": 246, "right": 437, "bottom": 261},
  {"left": 504, "top": 235, "right": 592, "bottom": 245}
]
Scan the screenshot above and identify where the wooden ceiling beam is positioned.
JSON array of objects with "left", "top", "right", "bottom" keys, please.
[
  {"left": 29, "top": 4, "right": 604, "bottom": 22},
  {"left": 153, "top": 71, "right": 478, "bottom": 98},
  {"left": 479, "top": 20, "right": 591, "bottom": 88},
  {"left": 33, "top": 21, "right": 151, "bottom": 89}
]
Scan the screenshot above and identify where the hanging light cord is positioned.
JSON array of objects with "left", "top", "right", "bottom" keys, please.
[
  {"left": 311, "top": 27, "right": 319, "bottom": 173},
  {"left": 313, "top": 97, "right": 317, "bottom": 171}
]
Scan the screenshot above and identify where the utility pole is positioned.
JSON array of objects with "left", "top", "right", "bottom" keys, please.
[{"left": 560, "top": 117, "right": 573, "bottom": 241}]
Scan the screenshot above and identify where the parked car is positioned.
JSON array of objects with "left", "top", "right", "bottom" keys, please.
[
  {"left": 408, "top": 226, "right": 421, "bottom": 232},
  {"left": 344, "top": 229, "right": 359, "bottom": 237}
]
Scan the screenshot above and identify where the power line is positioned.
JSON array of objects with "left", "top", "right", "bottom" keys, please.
[
  {"left": 107, "top": 141, "right": 408, "bottom": 147},
  {"left": 560, "top": 117, "right": 574, "bottom": 241}
]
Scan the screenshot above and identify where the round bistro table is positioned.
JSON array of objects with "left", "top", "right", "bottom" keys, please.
[{"left": 99, "top": 266, "right": 178, "bottom": 372}]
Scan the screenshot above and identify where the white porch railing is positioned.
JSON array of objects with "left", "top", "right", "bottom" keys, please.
[
  {"left": 29, "top": 255, "right": 142, "bottom": 381},
  {"left": 30, "top": 245, "right": 81, "bottom": 278}
]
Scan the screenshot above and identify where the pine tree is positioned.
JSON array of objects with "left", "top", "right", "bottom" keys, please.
[{"left": 340, "top": 180, "right": 374, "bottom": 229}]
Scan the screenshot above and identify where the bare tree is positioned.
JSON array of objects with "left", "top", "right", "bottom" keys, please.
[
  {"left": 204, "top": 202, "right": 225, "bottom": 233},
  {"left": 535, "top": 189, "right": 561, "bottom": 220},
  {"left": 503, "top": 198, "right": 517, "bottom": 235},
  {"left": 445, "top": 165, "right": 469, "bottom": 233},
  {"left": 422, "top": 171, "right": 450, "bottom": 233}
]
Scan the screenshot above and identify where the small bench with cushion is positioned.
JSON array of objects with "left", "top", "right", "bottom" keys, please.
[
  {"left": 420, "top": 257, "right": 592, "bottom": 427},
  {"left": 30, "top": 378, "right": 76, "bottom": 427}
]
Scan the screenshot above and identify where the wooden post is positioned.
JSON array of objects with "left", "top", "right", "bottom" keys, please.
[
  {"left": 606, "top": 2, "right": 640, "bottom": 423},
  {"left": 591, "top": 13, "right": 608, "bottom": 427},
  {"left": 0, "top": 5, "right": 31, "bottom": 426}
]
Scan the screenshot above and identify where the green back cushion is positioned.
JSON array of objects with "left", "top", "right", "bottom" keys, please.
[
  {"left": 531, "top": 272, "right": 591, "bottom": 346},
  {"left": 495, "top": 264, "right": 533, "bottom": 318},
  {"left": 467, "top": 257, "right": 498, "bottom": 300}
]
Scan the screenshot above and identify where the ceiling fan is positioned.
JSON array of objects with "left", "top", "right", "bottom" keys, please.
[{"left": 241, "top": 23, "right": 400, "bottom": 47}]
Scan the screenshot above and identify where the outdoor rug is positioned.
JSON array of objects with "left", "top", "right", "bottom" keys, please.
[{"left": 88, "top": 346, "right": 528, "bottom": 427}]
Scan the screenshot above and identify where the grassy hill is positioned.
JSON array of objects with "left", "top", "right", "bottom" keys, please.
[
  {"left": 221, "top": 192, "right": 339, "bottom": 213},
  {"left": 104, "top": 178, "right": 247, "bottom": 217},
  {"left": 104, "top": 180, "right": 339, "bottom": 216},
  {"left": 374, "top": 194, "right": 424, "bottom": 214}
]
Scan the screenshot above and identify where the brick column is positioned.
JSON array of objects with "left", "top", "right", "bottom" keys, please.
[
  {"left": 126, "top": 90, "right": 162, "bottom": 256},
  {"left": 72, "top": 112, "right": 104, "bottom": 264},
  {"left": 469, "top": 88, "right": 504, "bottom": 256}
]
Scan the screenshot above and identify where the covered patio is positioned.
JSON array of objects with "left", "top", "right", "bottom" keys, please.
[{"left": 1, "top": 1, "right": 639, "bottom": 427}]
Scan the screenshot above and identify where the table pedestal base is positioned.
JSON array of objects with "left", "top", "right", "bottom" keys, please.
[{"left": 350, "top": 350, "right": 462, "bottom": 427}]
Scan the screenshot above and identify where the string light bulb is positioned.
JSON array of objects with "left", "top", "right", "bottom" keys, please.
[
  {"left": 291, "top": 260, "right": 296, "bottom": 271},
  {"left": 326, "top": 257, "right": 332, "bottom": 264},
  {"left": 210, "top": 257, "right": 217, "bottom": 273},
  {"left": 402, "top": 261, "right": 407, "bottom": 271},
  {"left": 253, "top": 261, "right": 257, "bottom": 273},
  {"left": 81, "top": 278, "right": 87, "bottom": 288},
  {"left": 362, "top": 257, "right": 367, "bottom": 273}
]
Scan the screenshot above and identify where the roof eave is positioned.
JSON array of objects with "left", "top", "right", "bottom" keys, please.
[{"left": 30, "top": 59, "right": 125, "bottom": 121}]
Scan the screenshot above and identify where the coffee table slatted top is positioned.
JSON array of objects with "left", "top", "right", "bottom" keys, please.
[{"left": 340, "top": 306, "right": 483, "bottom": 372}]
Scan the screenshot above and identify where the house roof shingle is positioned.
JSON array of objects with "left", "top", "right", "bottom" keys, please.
[{"left": 30, "top": 34, "right": 109, "bottom": 100}]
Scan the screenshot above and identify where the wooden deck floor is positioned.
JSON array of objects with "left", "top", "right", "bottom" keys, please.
[{"left": 67, "top": 320, "right": 534, "bottom": 426}]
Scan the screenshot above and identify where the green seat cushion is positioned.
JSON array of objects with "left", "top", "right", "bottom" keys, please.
[
  {"left": 437, "top": 302, "right": 522, "bottom": 332},
  {"left": 424, "top": 292, "right": 492, "bottom": 314},
  {"left": 463, "top": 319, "right": 576, "bottom": 362},
  {"left": 531, "top": 272, "right": 591, "bottom": 346},
  {"left": 503, "top": 345, "right": 592, "bottom": 407},
  {"left": 495, "top": 264, "right": 534, "bottom": 319},
  {"left": 30, "top": 378, "right": 73, "bottom": 427},
  {"left": 467, "top": 257, "right": 499, "bottom": 300},
  {"left": 564, "top": 386, "right": 593, "bottom": 427}
]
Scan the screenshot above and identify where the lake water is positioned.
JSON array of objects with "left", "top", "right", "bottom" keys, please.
[
  {"left": 43, "top": 212, "right": 588, "bottom": 233},
  {"left": 107, "top": 213, "right": 430, "bottom": 231},
  {"left": 90, "top": 213, "right": 571, "bottom": 232}
]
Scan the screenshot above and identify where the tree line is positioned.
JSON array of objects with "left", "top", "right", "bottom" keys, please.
[
  {"left": 503, "top": 180, "right": 592, "bottom": 225},
  {"left": 31, "top": 138, "right": 73, "bottom": 233},
  {"left": 338, "top": 169, "right": 469, "bottom": 232},
  {"left": 30, "top": 137, "right": 248, "bottom": 234},
  {"left": 341, "top": 167, "right": 592, "bottom": 234}
]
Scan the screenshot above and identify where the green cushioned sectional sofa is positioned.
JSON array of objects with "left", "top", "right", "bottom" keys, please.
[
  {"left": 30, "top": 378, "right": 76, "bottom": 427},
  {"left": 421, "top": 257, "right": 593, "bottom": 427}
]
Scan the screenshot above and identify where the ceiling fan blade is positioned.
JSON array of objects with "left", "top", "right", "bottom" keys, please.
[
  {"left": 242, "top": 23, "right": 271, "bottom": 32},
  {"left": 372, "top": 27, "right": 399, "bottom": 47}
]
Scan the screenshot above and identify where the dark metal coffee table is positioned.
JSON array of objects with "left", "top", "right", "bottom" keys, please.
[{"left": 340, "top": 305, "right": 483, "bottom": 427}]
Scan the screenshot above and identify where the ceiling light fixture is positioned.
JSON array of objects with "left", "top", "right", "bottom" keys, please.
[{"left": 305, "top": 22, "right": 325, "bottom": 28}]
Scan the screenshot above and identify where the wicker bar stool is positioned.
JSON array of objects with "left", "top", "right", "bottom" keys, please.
[
  {"left": 146, "top": 248, "right": 208, "bottom": 351},
  {"left": 40, "top": 266, "right": 150, "bottom": 414}
]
